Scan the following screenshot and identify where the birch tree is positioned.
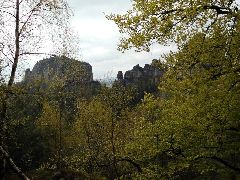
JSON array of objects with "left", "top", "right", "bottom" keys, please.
[{"left": 0, "top": 0, "right": 72, "bottom": 179}]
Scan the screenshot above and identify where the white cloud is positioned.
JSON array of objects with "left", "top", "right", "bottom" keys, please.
[{"left": 71, "top": 19, "right": 118, "bottom": 39}]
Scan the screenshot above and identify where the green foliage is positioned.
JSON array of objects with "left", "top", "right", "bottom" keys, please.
[
  {"left": 6, "top": 93, "right": 50, "bottom": 170},
  {"left": 158, "top": 28, "right": 240, "bottom": 176},
  {"left": 122, "top": 27, "right": 240, "bottom": 178},
  {"left": 107, "top": 0, "right": 239, "bottom": 51},
  {"left": 97, "top": 85, "right": 136, "bottom": 114},
  {"left": 106, "top": 0, "right": 240, "bottom": 178},
  {"left": 66, "top": 86, "right": 139, "bottom": 178}
]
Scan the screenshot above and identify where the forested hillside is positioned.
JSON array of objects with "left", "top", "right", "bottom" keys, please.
[{"left": 0, "top": 0, "right": 239, "bottom": 179}]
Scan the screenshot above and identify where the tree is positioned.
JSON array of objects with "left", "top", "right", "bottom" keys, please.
[
  {"left": 96, "top": 86, "right": 138, "bottom": 178},
  {"left": 68, "top": 86, "right": 141, "bottom": 179},
  {"left": 107, "top": 0, "right": 239, "bottom": 51},
  {"left": 71, "top": 99, "right": 114, "bottom": 178},
  {"left": 157, "top": 29, "right": 240, "bottom": 177},
  {"left": 108, "top": 0, "right": 240, "bottom": 178},
  {"left": 0, "top": 0, "right": 71, "bottom": 85},
  {"left": 36, "top": 100, "right": 64, "bottom": 169},
  {"left": 0, "top": 0, "right": 72, "bottom": 179},
  {"left": 121, "top": 28, "right": 240, "bottom": 178}
]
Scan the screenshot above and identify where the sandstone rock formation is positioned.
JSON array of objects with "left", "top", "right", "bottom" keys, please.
[
  {"left": 115, "top": 60, "right": 164, "bottom": 93},
  {"left": 23, "top": 56, "right": 100, "bottom": 96},
  {"left": 24, "top": 56, "right": 93, "bottom": 84}
]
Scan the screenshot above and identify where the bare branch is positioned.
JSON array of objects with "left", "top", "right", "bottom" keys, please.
[
  {"left": 203, "top": 5, "right": 231, "bottom": 14},
  {"left": 19, "top": 52, "right": 56, "bottom": 56},
  {"left": 0, "top": 50, "right": 14, "bottom": 63},
  {"left": 117, "top": 157, "right": 142, "bottom": 173},
  {"left": 0, "top": 9, "right": 16, "bottom": 18},
  {"left": 0, "top": 146, "right": 30, "bottom": 180},
  {"left": 19, "top": 1, "right": 42, "bottom": 36}
]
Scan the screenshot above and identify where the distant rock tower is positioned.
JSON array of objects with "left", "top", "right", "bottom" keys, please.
[
  {"left": 24, "top": 68, "right": 32, "bottom": 82},
  {"left": 117, "top": 71, "right": 123, "bottom": 80},
  {"left": 114, "top": 60, "right": 165, "bottom": 93}
]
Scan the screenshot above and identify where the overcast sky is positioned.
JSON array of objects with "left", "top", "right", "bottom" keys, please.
[
  {"left": 67, "top": 0, "right": 175, "bottom": 79},
  {"left": 9, "top": 0, "right": 240, "bottom": 81}
]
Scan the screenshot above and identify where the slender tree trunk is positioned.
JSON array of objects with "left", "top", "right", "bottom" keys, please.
[{"left": 8, "top": 0, "right": 20, "bottom": 86}]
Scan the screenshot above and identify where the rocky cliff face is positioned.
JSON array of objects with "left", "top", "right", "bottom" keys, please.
[
  {"left": 115, "top": 60, "right": 164, "bottom": 93},
  {"left": 23, "top": 56, "right": 100, "bottom": 96},
  {"left": 24, "top": 56, "right": 93, "bottom": 84}
]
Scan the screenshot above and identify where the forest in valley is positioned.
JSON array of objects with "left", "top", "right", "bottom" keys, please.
[{"left": 0, "top": 0, "right": 240, "bottom": 179}]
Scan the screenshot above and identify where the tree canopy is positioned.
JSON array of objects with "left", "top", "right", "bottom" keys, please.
[
  {"left": 107, "top": 0, "right": 239, "bottom": 51},
  {"left": 107, "top": 0, "right": 240, "bottom": 178}
]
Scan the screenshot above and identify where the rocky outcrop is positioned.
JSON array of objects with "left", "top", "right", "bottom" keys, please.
[
  {"left": 115, "top": 60, "right": 164, "bottom": 93},
  {"left": 24, "top": 56, "right": 93, "bottom": 84},
  {"left": 22, "top": 56, "right": 100, "bottom": 96}
]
